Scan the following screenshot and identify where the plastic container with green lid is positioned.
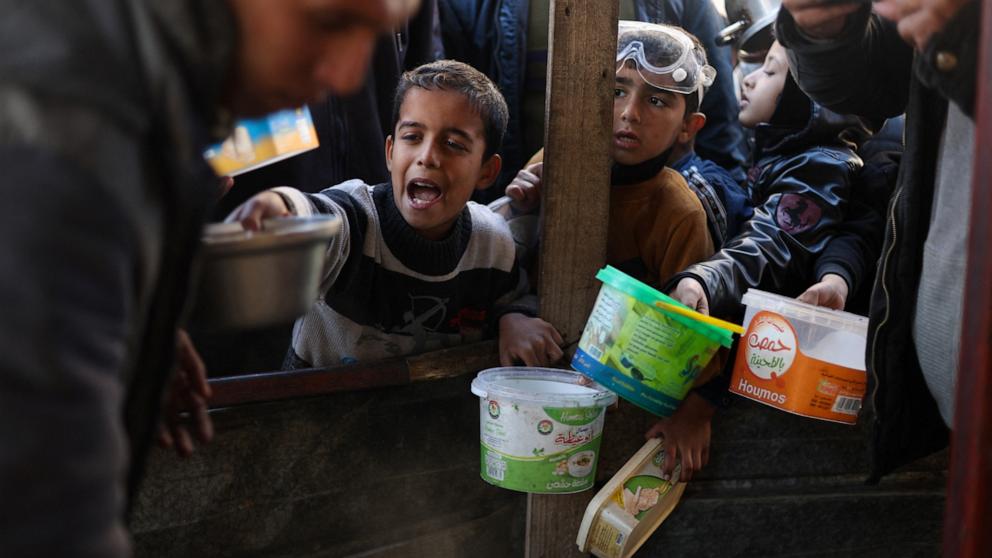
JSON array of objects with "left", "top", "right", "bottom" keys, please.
[{"left": 571, "top": 266, "right": 736, "bottom": 417}]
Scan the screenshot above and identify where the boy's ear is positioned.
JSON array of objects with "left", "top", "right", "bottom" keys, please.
[
  {"left": 475, "top": 153, "right": 502, "bottom": 190},
  {"left": 679, "top": 113, "right": 707, "bottom": 144},
  {"left": 384, "top": 135, "right": 394, "bottom": 172}
]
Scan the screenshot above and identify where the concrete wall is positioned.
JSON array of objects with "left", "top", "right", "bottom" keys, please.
[{"left": 131, "top": 374, "right": 945, "bottom": 557}]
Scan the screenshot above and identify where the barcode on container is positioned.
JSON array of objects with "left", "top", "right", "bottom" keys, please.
[
  {"left": 832, "top": 396, "right": 862, "bottom": 415},
  {"left": 486, "top": 454, "right": 506, "bottom": 481},
  {"left": 585, "top": 344, "right": 603, "bottom": 359}
]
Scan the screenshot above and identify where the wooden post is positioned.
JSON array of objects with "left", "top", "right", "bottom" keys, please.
[
  {"left": 527, "top": 0, "right": 618, "bottom": 556},
  {"left": 943, "top": 0, "right": 992, "bottom": 555}
]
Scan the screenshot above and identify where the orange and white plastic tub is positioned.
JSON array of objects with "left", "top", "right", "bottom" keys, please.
[{"left": 730, "top": 289, "right": 869, "bottom": 424}]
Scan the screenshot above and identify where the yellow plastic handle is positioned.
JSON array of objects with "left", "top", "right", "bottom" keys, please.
[{"left": 653, "top": 300, "right": 745, "bottom": 335}]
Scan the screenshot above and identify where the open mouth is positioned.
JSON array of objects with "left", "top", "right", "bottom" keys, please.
[
  {"left": 614, "top": 130, "right": 640, "bottom": 149},
  {"left": 407, "top": 178, "right": 443, "bottom": 210}
]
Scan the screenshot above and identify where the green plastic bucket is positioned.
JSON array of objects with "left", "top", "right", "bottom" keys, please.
[
  {"left": 471, "top": 368, "right": 617, "bottom": 494},
  {"left": 571, "top": 266, "right": 734, "bottom": 417}
]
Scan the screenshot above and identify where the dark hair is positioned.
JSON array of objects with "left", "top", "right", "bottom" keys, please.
[
  {"left": 683, "top": 33, "right": 706, "bottom": 116},
  {"left": 392, "top": 60, "right": 509, "bottom": 160}
]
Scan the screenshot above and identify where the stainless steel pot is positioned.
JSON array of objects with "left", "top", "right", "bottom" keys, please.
[
  {"left": 189, "top": 215, "right": 341, "bottom": 331},
  {"left": 717, "top": 0, "right": 781, "bottom": 57}
]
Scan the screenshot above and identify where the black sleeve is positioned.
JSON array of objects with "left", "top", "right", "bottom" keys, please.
[
  {"left": 0, "top": 146, "right": 134, "bottom": 557},
  {"left": 914, "top": 0, "right": 982, "bottom": 117},
  {"left": 816, "top": 148, "right": 900, "bottom": 298},
  {"left": 776, "top": 5, "right": 915, "bottom": 123},
  {"left": 668, "top": 150, "right": 858, "bottom": 320}
]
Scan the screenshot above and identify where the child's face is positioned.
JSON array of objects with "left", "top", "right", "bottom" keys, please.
[
  {"left": 613, "top": 65, "right": 689, "bottom": 166},
  {"left": 739, "top": 42, "right": 789, "bottom": 128},
  {"left": 386, "top": 87, "right": 501, "bottom": 240}
]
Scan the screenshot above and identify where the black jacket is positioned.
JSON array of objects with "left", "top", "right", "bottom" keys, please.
[
  {"left": 0, "top": 0, "right": 234, "bottom": 554},
  {"left": 668, "top": 94, "right": 867, "bottom": 322},
  {"left": 777, "top": 2, "right": 981, "bottom": 480}
]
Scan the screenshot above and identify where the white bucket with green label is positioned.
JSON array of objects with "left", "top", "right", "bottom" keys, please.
[{"left": 471, "top": 368, "right": 618, "bottom": 494}]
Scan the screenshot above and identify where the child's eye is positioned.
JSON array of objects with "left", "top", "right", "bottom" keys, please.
[
  {"left": 614, "top": 88, "right": 626, "bottom": 98},
  {"left": 446, "top": 139, "right": 467, "bottom": 151},
  {"left": 401, "top": 133, "right": 421, "bottom": 142},
  {"left": 648, "top": 96, "right": 666, "bottom": 107}
]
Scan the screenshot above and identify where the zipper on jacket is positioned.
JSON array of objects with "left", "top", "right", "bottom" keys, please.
[{"left": 869, "top": 186, "right": 902, "bottom": 422}]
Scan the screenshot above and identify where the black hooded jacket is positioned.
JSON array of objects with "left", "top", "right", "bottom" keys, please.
[{"left": 667, "top": 74, "right": 868, "bottom": 322}]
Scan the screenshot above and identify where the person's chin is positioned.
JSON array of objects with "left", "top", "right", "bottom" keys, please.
[{"left": 612, "top": 151, "right": 645, "bottom": 166}]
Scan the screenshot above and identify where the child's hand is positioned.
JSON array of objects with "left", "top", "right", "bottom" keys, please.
[
  {"left": 498, "top": 312, "right": 564, "bottom": 367},
  {"left": 225, "top": 191, "right": 291, "bottom": 231},
  {"left": 796, "top": 273, "right": 849, "bottom": 310},
  {"left": 671, "top": 277, "right": 710, "bottom": 315},
  {"left": 645, "top": 392, "right": 716, "bottom": 481},
  {"left": 505, "top": 162, "right": 543, "bottom": 213}
]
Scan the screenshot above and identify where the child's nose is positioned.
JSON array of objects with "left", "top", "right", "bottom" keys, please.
[
  {"left": 621, "top": 101, "right": 640, "bottom": 123},
  {"left": 417, "top": 142, "right": 441, "bottom": 168}
]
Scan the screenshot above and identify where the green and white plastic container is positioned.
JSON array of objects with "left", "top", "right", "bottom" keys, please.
[
  {"left": 572, "top": 266, "right": 734, "bottom": 417},
  {"left": 471, "top": 368, "right": 617, "bottom": 494}
]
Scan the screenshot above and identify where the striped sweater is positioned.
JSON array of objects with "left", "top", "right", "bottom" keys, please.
[{"left": 274, "top": 180, "right": 529, "bottom": 368}]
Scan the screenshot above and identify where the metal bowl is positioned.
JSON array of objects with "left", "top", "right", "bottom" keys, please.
[{"left": 189, "top": 215, "right": 341, "bottom": 331}]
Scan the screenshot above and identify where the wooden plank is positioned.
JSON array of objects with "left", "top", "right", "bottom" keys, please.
[
  {"left": 208, "top": 340, "right": 498, "bottom": 408},
  {"left": 943, "top": 0, "right": 992, "bottom": 555},
  {"left": 527, "top": 0, "right": 618, "bottom": 556}
]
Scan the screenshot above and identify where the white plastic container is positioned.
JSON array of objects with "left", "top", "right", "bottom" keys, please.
[
  {"left": 730, "top": 288, "right": 869, "bottom": 423},
  {"left": 470, "top": 368, "right": 617, "bottom": 494},
  {"left": 577, "top": 438, "right": 685, "bottom": 558}
]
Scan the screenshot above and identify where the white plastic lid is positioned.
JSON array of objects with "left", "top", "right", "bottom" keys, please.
[
  {"left": 471, "top": 368, "right": 617, "bottom": 408},
  {"left": 741, "top": 288, "right": 869, "bottom": 335}
]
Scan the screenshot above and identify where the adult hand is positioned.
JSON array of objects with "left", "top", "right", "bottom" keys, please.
[
  {"left": 157, "top": 329, "right": 213, "bottom": 458},
  {"left": 644, "top": 392, "right": 716, "bottom": 482},
  {"left": 224, "top": 191, "right": 291, "bottom": 231},
  {"left": 796, "top": 273, "right": 849, "bottom": 310},
  {"left": 781, "top": 0, "right": 864, "bottom": 39},
  {"left": 873, "top": 0, "right": 970, "bottom": 51},
  {"left": 505, "top": 162, "right": 543, "bottom": 214},
  {"left": 498, "top": 312, "right": 564, "bottom": 367},
  {"left": 671, "top": 277, "right": 710, "bottom": 315}
]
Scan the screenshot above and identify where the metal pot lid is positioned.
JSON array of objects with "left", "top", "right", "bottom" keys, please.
[{"left": 201, "top": 215, "right": 341, "bottom": 253}]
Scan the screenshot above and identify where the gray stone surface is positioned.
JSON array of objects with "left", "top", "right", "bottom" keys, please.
[
  {"left": 132, "top": 375, "right": 526, "bottom": 557},
  {"left": 131, "top": 376, "right": 946, "bottom": 557}
]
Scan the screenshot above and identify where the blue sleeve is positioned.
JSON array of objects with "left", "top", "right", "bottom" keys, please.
[{"left": 680, "top": 0, "right": 748, "bottom": 172}]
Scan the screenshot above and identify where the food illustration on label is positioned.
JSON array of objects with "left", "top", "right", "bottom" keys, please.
[
  {"left": 621, "top": 485, "right": 661, "bottom": 517},
  {"left": 568, "top": 451, "right": 596, "bottom": 478}
]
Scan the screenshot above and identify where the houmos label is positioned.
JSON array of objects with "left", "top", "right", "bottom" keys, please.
[{"left": 730, "top": 310, "right": 866, "bottom": 424}]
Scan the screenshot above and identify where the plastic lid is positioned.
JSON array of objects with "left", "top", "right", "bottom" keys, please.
[
  {"left": 596, "top": 266, "right": 734, "bottom": 347},
  {"left": 741, "top": 288, "right": 869, "bottom": 335},
  {"left": 471, "top": 368, "right": 617, "bottom": 408}
]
